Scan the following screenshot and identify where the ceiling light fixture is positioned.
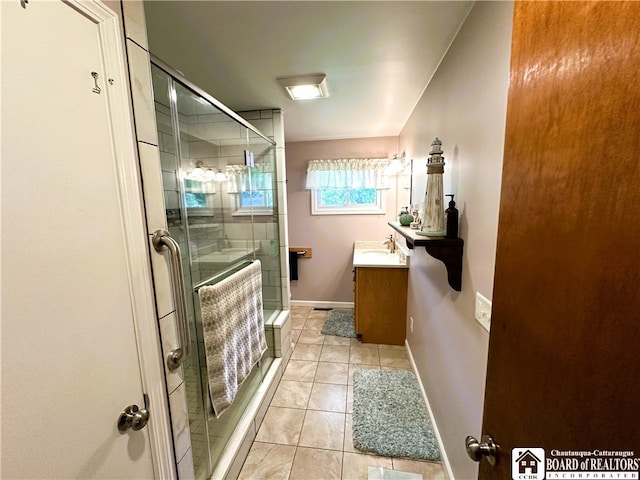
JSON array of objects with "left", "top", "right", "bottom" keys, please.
[{"left": 278, "top": 74, "right": 329, "bottom": 100}]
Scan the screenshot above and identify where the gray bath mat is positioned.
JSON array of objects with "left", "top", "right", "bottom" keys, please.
[
  {"left": 352, "top": 369, "right": 441, "bottom": 461},
  {"left": 321, "top": 309, "right": 357, "bottom": 338}
]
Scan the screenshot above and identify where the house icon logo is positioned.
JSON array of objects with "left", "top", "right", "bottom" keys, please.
[{"left": 512, "top": 448, "right": 545, "bottom": 480}]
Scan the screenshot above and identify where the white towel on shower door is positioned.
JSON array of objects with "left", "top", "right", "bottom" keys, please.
[{"left": 198, "top": 260, "right": 267, "bottom": 417}]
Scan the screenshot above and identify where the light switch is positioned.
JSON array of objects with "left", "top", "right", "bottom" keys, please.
[{"left": 474, "top": 292, "right": 491, "bottom": 332}]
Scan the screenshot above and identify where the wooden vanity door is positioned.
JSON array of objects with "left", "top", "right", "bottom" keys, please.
[{"left": 354, "top": 267, "right": 408, "bottom": 346}]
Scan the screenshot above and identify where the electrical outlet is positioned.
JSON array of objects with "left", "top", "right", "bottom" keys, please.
[
  {"left": 410, "top": 316, "right": 414, "bottom": 333},
  {"left": 474, "top": 292, "right": 492, "bottom": 332}
]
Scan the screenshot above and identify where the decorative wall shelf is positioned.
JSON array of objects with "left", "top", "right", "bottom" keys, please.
[{"left": 388, "top": 222, "right": 464, "bottom": 291}]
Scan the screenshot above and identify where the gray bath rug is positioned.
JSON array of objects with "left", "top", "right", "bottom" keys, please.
[
  {"left": 321, "top": 309, "right": 357, "bottom": 338},
  {"left": 352, "top": 369, "right": 441, "bottom": 461}
]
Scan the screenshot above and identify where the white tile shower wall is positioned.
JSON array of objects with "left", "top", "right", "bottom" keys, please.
[
  {"left": 155, "top": 104, "right": 173, "bottom": 135},
  {"left": 197, "top": 112, "right": 229, "bottom": 124},
  {"left": 274, "top": 113, "right": 291, "bottom": 308},
  {"left": 122, "top": 4, "right": 188, "bottom": 477},
  {"left": 138, "top": 141, "right": 168, "bottom": 236},
  {"left": 273, "top": 310, "right": 292, "bottom": 360},
  {"left": 220, "top": 141, "right": 248, "bottom": 159},
  {"left": 159, "top": 312, "right": 184, "bottom": 394},
  {"left": 121, "top": 0, "right": 148, "bottom": 49},
  {"left": 188, "top": 121, "right": 242, "bottom": 142},
  {"left": 144, "top": 175, "right": 178, "bottom": 315},
  {"left": 125, "top": 40, "right": 158, "bottom": 146},
  {"left": 176, "top": 449, "right": 195, "bottom": 480},
  {"left": 248, "top": 120, "right": 274, "bottom": 138},
  {"left": 187, "top": 140, "right": 221, "bottom": 159},
  {"left": 160, "top": 151, "right": 177, "bottom": 170},
  {"left": 169, "top": 382, "right": 192, "bottom": 462}
]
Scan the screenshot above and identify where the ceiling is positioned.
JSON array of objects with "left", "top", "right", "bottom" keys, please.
[{"left": 143, "top": 1, "right": 473, "bottom": 143}]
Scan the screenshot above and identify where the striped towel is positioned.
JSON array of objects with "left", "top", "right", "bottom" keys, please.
[{"left": 198, "top": 260, "right": 267, "bottom": 417}]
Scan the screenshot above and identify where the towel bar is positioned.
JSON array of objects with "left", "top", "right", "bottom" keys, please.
[
  {"left": 193, "top": 260, "right": 254, "bottom": 293},
  {"left": 289, "top": 247, "right": 312, "bottom": 258}
]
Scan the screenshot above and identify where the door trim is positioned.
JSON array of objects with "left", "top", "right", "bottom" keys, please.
[{"left": 69, "top": 0, "right": 176, "bottom": 477}]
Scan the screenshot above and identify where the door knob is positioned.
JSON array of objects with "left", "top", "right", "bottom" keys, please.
[
  {"left": 117, "top": 404, "right": 150, "bottom": 432},
  {"left": 465, "top": 434, "right": 499, "bottom": 465}
]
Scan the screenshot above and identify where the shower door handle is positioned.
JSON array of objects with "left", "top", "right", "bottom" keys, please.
[{"left": 153, "top": 229, "right": 190, "bottom": 370}]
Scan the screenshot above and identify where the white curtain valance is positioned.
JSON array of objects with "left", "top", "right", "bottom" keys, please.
[
  {"left": 305, "top": 158, "right": 390, "bottom": 190},
  {"left": 226, "top": 164, "right": 273, "bottom": 193}
]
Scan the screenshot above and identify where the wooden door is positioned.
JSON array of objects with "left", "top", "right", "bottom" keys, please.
[
  {"left": 478, "top": 2, "right": 640, "bottom": 479},
  {"left": 2, "top": 1, "right": 156, "bottom": 478}
]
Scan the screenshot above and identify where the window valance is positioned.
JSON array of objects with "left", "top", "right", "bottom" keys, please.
[{"left": 305, "top": 158, "right": 390, "bottom": 190}]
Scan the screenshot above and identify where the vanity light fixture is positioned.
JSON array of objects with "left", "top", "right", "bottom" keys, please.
[
  {"left": 213, "top": 171, "right": 228, "bottom": 182},
  {"left": 186, "top": 162, "right": 228, "bottom": 182},
  {"left": 278, "top": 74, "right": 329, "bottom": 100},
  {"left": 385, "top": 152, "right": 409, "bottom": 175}
]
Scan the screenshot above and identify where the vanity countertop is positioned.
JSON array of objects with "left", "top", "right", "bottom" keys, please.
[{"left": 352, "top": 241, "right": 410, "bottom": 269}]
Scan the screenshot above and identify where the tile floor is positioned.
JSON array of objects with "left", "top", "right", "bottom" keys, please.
[{"left": 238, "top": 306, "right": 446, "bottom": 480}]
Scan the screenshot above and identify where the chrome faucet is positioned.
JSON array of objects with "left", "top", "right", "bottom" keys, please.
[{"left": 383, "top": 234, "right": 396, "bottom": 253}]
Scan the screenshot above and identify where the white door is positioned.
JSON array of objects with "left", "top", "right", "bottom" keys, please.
[{"left": 2, "top": 1, "right": 157, "bottom": 478}]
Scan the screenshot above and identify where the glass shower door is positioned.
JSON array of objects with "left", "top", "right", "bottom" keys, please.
[
  {"left": 151, "top": 66, "right": 211, "bottom": 479},
  {"left": 151, "top": 63, "right": 278, "bottom": 479}
]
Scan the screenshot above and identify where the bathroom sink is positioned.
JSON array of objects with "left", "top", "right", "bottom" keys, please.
[{"left": 353, "top": 240, "right": 409, "bottom": 268}]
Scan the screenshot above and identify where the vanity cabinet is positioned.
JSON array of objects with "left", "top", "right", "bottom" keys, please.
[{"left": 354, "top": 267, "right": 408, "bottom": 345}]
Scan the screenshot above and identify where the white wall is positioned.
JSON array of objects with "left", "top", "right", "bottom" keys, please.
[{"left": 399, "top": 2, "right": 514, "bottom": 478}]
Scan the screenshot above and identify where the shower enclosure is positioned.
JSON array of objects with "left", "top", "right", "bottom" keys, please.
[{"left": 150, "top": 58, "right": 287, "bottom": 479}]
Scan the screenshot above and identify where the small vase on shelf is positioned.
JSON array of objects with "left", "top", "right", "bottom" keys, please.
[{"left": 399, "top": 206, "right": 414, "bottom": 226}]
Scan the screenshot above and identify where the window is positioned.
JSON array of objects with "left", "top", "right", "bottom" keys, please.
[
  {"left": 240, "top": 191, "right": 272, "bottom": 208},
  {"left": 312, "top": 187, "right": 384, "bottom": 215},
  {"left": 226, "top": 164, "right": 275, "bottom": 216},
  {"left": 305, "top": 158, "right": 389, "bottom": 215},
  {"left": 235, "top": 190, "right": 274, "bottom": 216}
]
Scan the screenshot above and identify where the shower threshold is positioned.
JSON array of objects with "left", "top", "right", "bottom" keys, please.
[{"left": 209, "top": 356, "right": 283, "bottom": 480}]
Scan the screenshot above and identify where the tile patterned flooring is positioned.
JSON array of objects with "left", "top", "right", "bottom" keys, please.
[{"left": 238, "top": 307, "right": 446, "bottom": 480}]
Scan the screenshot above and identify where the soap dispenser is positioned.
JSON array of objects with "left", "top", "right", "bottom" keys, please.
[{"left": 445, "top": 194, "right": 459, "bottom": 238}]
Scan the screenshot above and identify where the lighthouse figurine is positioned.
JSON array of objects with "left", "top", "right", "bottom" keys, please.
[{"left": 419, "top": 138, "right": 446, "bottom": 236}]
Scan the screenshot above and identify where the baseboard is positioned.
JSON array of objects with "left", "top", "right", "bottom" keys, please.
[
  {"left": 290, "top": 300, "right": 354, "bottom": 309},
  {"left": 405, "top": 340, "right": 455, "bottom": 480}
]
